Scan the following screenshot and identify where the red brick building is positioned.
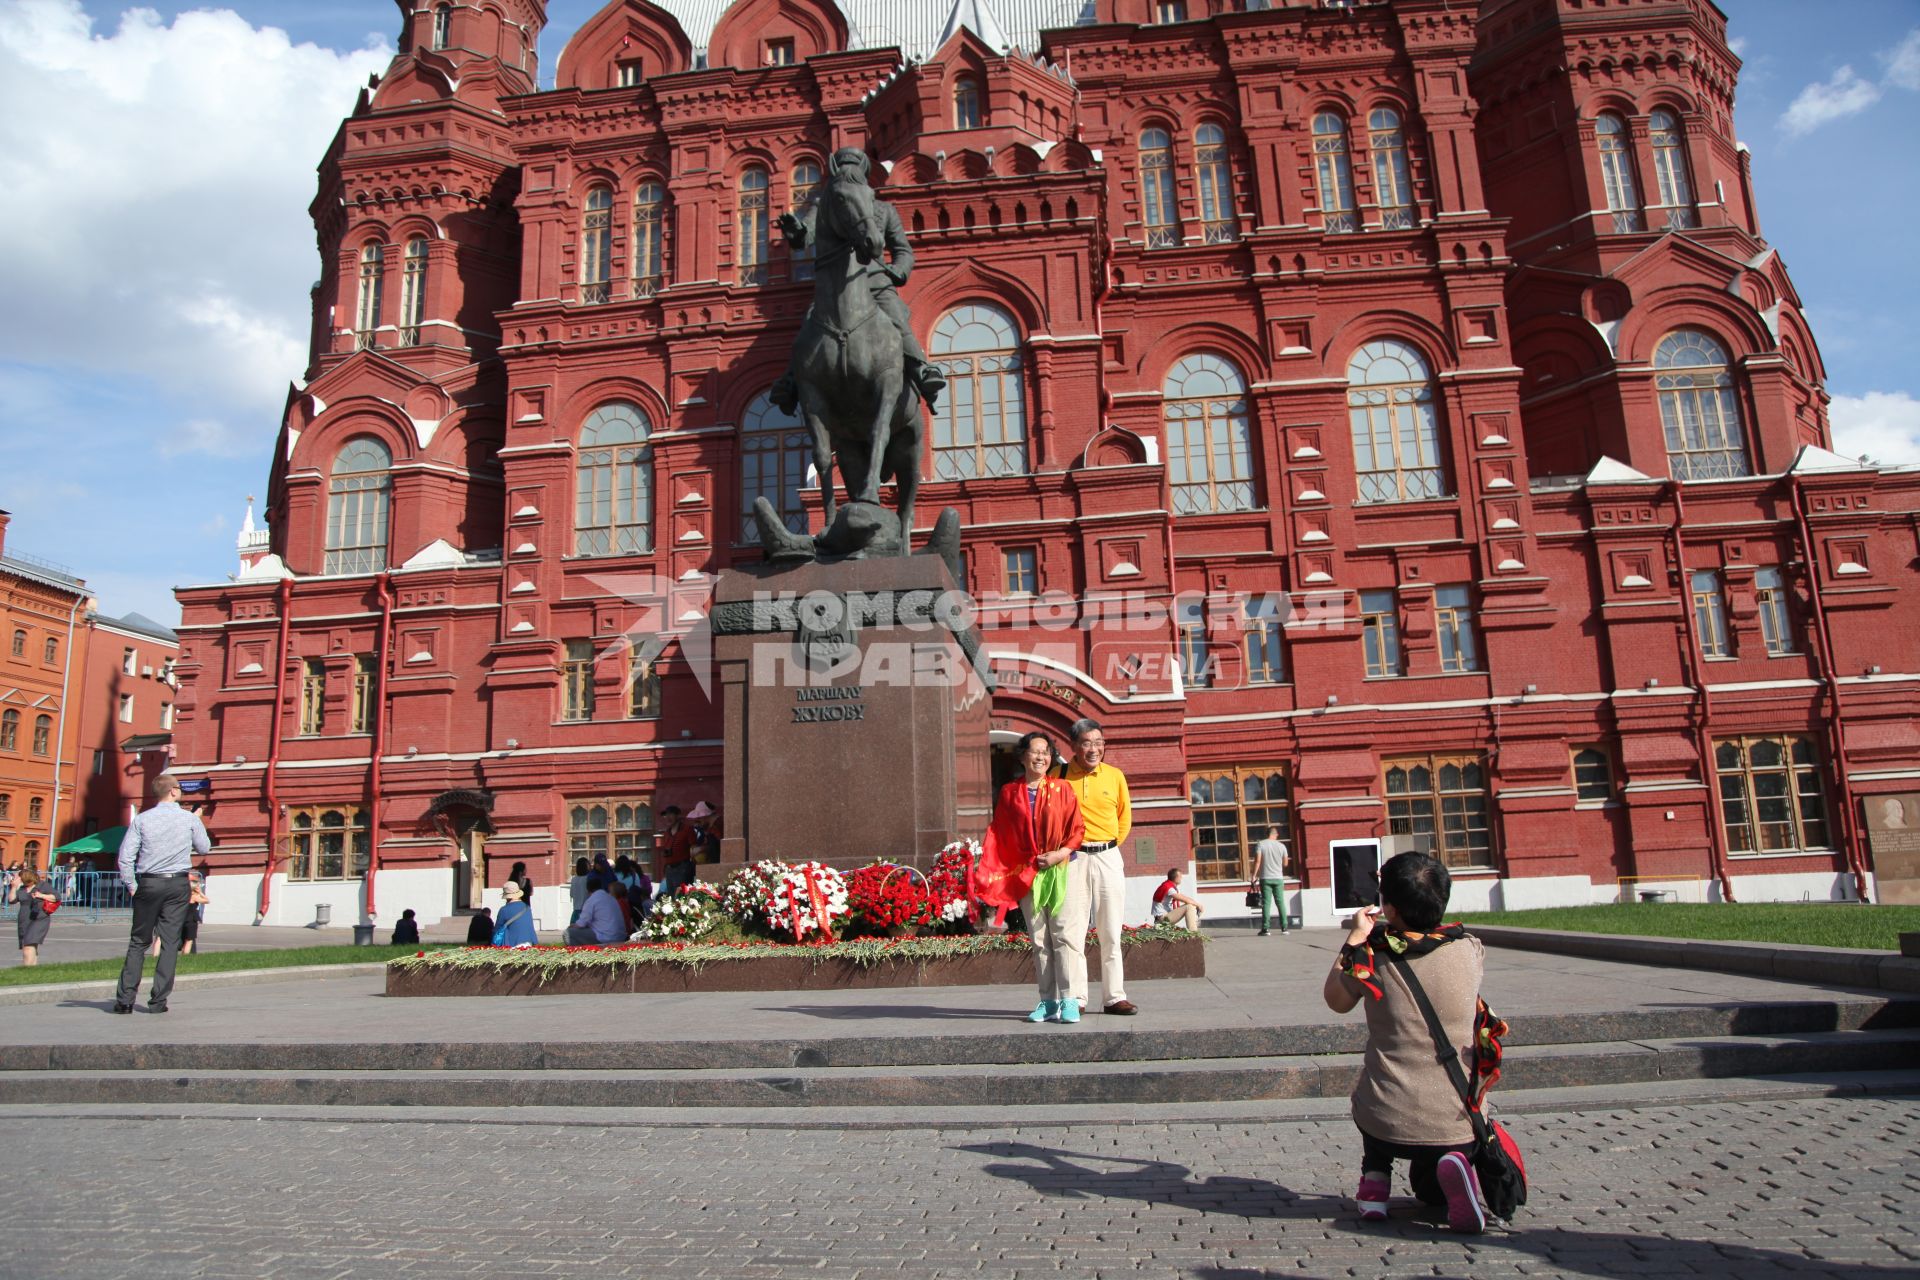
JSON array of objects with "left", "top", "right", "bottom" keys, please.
[
  {"left": 0, "top": 512, "right": 91, "bottom": 874},
  {"left": 0, "top": 511, "right": 181, "bottom": 872},
  {"left": 171, "top": 0, "right": 1920, "bottom": 929},
  {"left": 72, "top": 612, "right": 181, "bottom": 850}
]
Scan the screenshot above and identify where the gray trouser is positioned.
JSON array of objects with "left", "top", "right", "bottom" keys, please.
[{"left": 116, "top": 874, "right": 192, "bottom": 1007}]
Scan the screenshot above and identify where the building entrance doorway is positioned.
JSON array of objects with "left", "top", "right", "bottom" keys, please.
[
  {"left": 990, "top": 739, "right": 1026, "bottom": 793},
  {"left": 451, "top": 824, "right": 487, "bottom": 912}
]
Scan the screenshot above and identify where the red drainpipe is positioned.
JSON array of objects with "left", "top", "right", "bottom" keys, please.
[
  {"left": 258, "top": 577, "right": 295, "bottom": 922},
  {"left": 1789, "top": 482, "right": 1872, "bottom": 902},
  {"left": 365, "top": 572, "right": 395, "bottom": 920},
  {"left": 1667, "top": 483, "right": 1736, "bottom": 903}
]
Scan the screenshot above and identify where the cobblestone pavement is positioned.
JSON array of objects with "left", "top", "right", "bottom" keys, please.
[{"left": 5, "top": 1095, "right": 1916, "bottom": 1278}]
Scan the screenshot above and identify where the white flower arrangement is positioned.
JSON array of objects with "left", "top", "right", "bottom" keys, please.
[
  {"left": 719, "top": 862, "right": 782, "bottom": 929},
  {"left": 632, "top": 887, "right": 721, "bottom": 942},
  {"left": 763, "top": 860, "right": 849, "bottom": 941}
]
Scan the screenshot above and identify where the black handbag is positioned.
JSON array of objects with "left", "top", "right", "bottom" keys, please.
[
  {"left": 1243, "top": 886, "right": 1260, "bottom": 908},
  {"left": 1386, "top": 951, "right": 1528, "bottom": 1222}
]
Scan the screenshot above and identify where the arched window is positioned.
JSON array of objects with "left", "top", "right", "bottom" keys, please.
[
  {"left": 29, "top": 797, "right": 44, "bottom": 823},
  {"left": 1156, "top": 0, "right": 1188, "bottom": 21},
  {"left": 789, "top": 161, "right": 822, "bottom": 282},
  {"left": 1656, "top": 330, "right": 1750, "bottom": 481},
  {"left": 1596, "top": 113, "right": 1643, "bottom": 232},
  {"left": 1164, "top": 354, "right": 1255, "bottom": 514},
  {"left": 325, "top": 438, "right": 393, "bottom": 574},
  {"left": 354, "top": 243, "right": 384, "bottom": 349},
  {"left": 9, "top": 630, "right": 22, "bottom": 657},
  {"left": 1312, "top": 112, "right": 1358, "bottom": 233},
  {"left": 581, "top": 186, "right": 613, "bottom": 304},
  {"left": 1368, "top": 107, "right": 1414, "bottom": 229},
  {"left": 431, "top": 3, "right": 451, "bottom": 51},
  {"left": 31, "top": 715, "right": 50, "bottom": 756},
  {"left": 634, "top": 181, "right": 666, "bottom": 295},
  {"left": 23, "top": 840, "right": 38, "bottom": 867},
  {"left": 1140, "top": 127, "right": 1179, "bottom": 248},
  {"left": 953, "top": 76, "right": 982, "bottom": 130},
  {"left": 0, "top": 710, "right": 16, "bottom": 751},
  {"left": 739, "top": 390, "right": 812, "bottom": 543},
  {"left": 1195, "top": 123, "right": 1236, "bottom": 243},
  {"left": 574, "top": 403, "right": 654, "bottom": 555},
  {"left": 738, "top": 166, "right": 770, "bottom": 286},
  {"left": 1649, "top": 108, "right": 1697, "bottom": 228},
  {"left": 1348, "top": 340, "right": 1445, "bottom": 503},
  {"left": 930, "top": 303, "right": 1028, "bottom": 479},
  {"left": 399, "top": 236, "right": 429, "bottom": 345}
]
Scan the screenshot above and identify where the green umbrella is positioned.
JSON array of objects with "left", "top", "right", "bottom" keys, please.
[{"left": 52, "top": 826, "right": 126, "bottom": 856}]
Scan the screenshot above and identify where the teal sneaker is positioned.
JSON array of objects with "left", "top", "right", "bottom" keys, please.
[
  {"left": 1027, "top": 1000, "right": 1059, "bottom": 1023},
  {"left": 1057, "top": 998, "right": 1082, "bottom": 1024}
]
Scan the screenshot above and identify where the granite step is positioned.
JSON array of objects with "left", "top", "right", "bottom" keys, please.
[
  {"left": 3, "top": 994, "right": 1913, "bottom": 1074},
  {"left": 0, "top": 1028, "right": 1912, "bottom": 1110}
]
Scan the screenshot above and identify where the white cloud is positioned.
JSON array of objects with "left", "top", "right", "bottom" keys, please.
[
  {"left": 0, "top": 1, "right": 390, "bottom": 449},
  {"left": 1829, "top": 391, "right": 1920, "bottom": 467},
  {"left": 1780, "top": 65, "right": 1882, "bottom": 135},
  {"left": 1728, "top": 36, "right": 1748, "bottom": 57},
  {"left": 1885, "top": 28, "right": 1920, "bottom": 91},
  {"left": 161, "top": 417, "right": 256, "bottom": 459}
]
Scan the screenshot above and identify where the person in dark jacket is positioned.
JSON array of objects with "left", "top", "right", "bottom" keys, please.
[
  {"left": 465, "top": 907, "right": 494, "bottom": 945},
  {"left": 390, "top": 909, "right": 420, "bottom": 946}
]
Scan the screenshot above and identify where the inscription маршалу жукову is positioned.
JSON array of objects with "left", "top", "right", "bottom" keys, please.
[{"left": 791, "top": 684, "right": 865, "bottom": 723}]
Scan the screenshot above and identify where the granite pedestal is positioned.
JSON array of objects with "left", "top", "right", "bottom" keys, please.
[{"left": 712, "top": 554, "right": 992, "bottom": 868}]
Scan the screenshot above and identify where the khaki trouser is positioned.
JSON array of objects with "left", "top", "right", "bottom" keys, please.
[
  {"left": 1065, "top": 847, "right": 1128, "bottom": 1006},
  {"left": 1023, "top": 872, "right": 1087, "bottom": 1003},
  {"left": 1159, "top": 901, "right": 1201, "bottom": 931}
]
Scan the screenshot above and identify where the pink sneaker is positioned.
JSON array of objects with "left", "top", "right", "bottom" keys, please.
[
  {"left": 1355, "top": 1174, "right": 1389, "bottom": 1221},
  {"left": 1436, "top": 1152, "right": 1485, "bottom": 1233}
]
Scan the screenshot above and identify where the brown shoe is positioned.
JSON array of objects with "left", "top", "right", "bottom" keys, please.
[{"left": 1103, "top": 1000, "right": 1139, "bottom": 1016}]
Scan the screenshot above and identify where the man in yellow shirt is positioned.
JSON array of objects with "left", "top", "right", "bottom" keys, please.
[{"left": 1056, "top": 717, "right": 1138, "bottom": 1015}]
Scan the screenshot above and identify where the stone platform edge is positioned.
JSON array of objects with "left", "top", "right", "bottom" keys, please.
[
  {"left": 385, "top": 936, "right": 1203, "bottom": 997},
  {"left": 1474, "top": 924, "right": 1920, "bottom": 993}
]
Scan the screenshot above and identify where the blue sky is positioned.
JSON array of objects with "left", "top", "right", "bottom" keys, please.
[{"left": 3, "top": 0, "right": 1917, "bottom": 629}]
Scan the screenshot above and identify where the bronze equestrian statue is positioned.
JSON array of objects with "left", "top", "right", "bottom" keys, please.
[{"left": 758, "top": 149, "right": 955, "bottom": 562}]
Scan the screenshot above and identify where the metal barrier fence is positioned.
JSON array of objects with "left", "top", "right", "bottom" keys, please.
[{"left": 0, "top": 870, "right": 135, "bottom": 925}]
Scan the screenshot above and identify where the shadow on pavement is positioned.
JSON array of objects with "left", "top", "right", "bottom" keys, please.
[
  {"left": 961, "top": 1141, "right": 1913, "bottom": 1280},
  {"left": 762, "top": 1003, "right": 1025, "bottom": 1021},
  {"left": 953, "top": 1140, "right": 1340, "bottom": 1218}
]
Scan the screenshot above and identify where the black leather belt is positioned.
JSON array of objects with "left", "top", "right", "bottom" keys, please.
[
  {"left": 138, "top": 872, "right": 190, "bottom": 879},
  {"left": 1079, "top": 841, "right": 1116, "bottom": 853}
]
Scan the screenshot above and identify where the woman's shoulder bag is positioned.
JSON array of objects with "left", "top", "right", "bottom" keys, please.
[{"left": 1384, "top": 948, "right": 1528, "bottom": 1223}]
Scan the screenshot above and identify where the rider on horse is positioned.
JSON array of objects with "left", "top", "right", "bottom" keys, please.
[{"left": 771, "top": 147, "right": 946, "bottom": 415}]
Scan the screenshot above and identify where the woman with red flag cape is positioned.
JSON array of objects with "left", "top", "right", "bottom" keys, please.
[{"left": 976, "top": 732, "right": 1086, "bottom": 1023}]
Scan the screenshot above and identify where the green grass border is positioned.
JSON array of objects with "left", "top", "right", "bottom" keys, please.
[
  {"left": 0, "top": 943, "right": 463, "bottom": 990},
  {"left": 1454, "top": 902, "right": 1920, "bottom": 951}
]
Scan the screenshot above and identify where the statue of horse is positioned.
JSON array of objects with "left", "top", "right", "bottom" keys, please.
[{"left": 786, "top": 174, "right": 922, "bottom": 554}]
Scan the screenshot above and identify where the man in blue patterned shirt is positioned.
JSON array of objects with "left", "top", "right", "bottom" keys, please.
[{"left": 113, "top": 773, "right": 210, "bottom": 1014}]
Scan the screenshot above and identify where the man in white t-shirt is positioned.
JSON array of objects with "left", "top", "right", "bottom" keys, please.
[
  {"left": 1253, "top": 828, "right": 1290, "bottom": 936},
  {"left": 1150, "top": 868, "right": 1203, "bottom": 931}
]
